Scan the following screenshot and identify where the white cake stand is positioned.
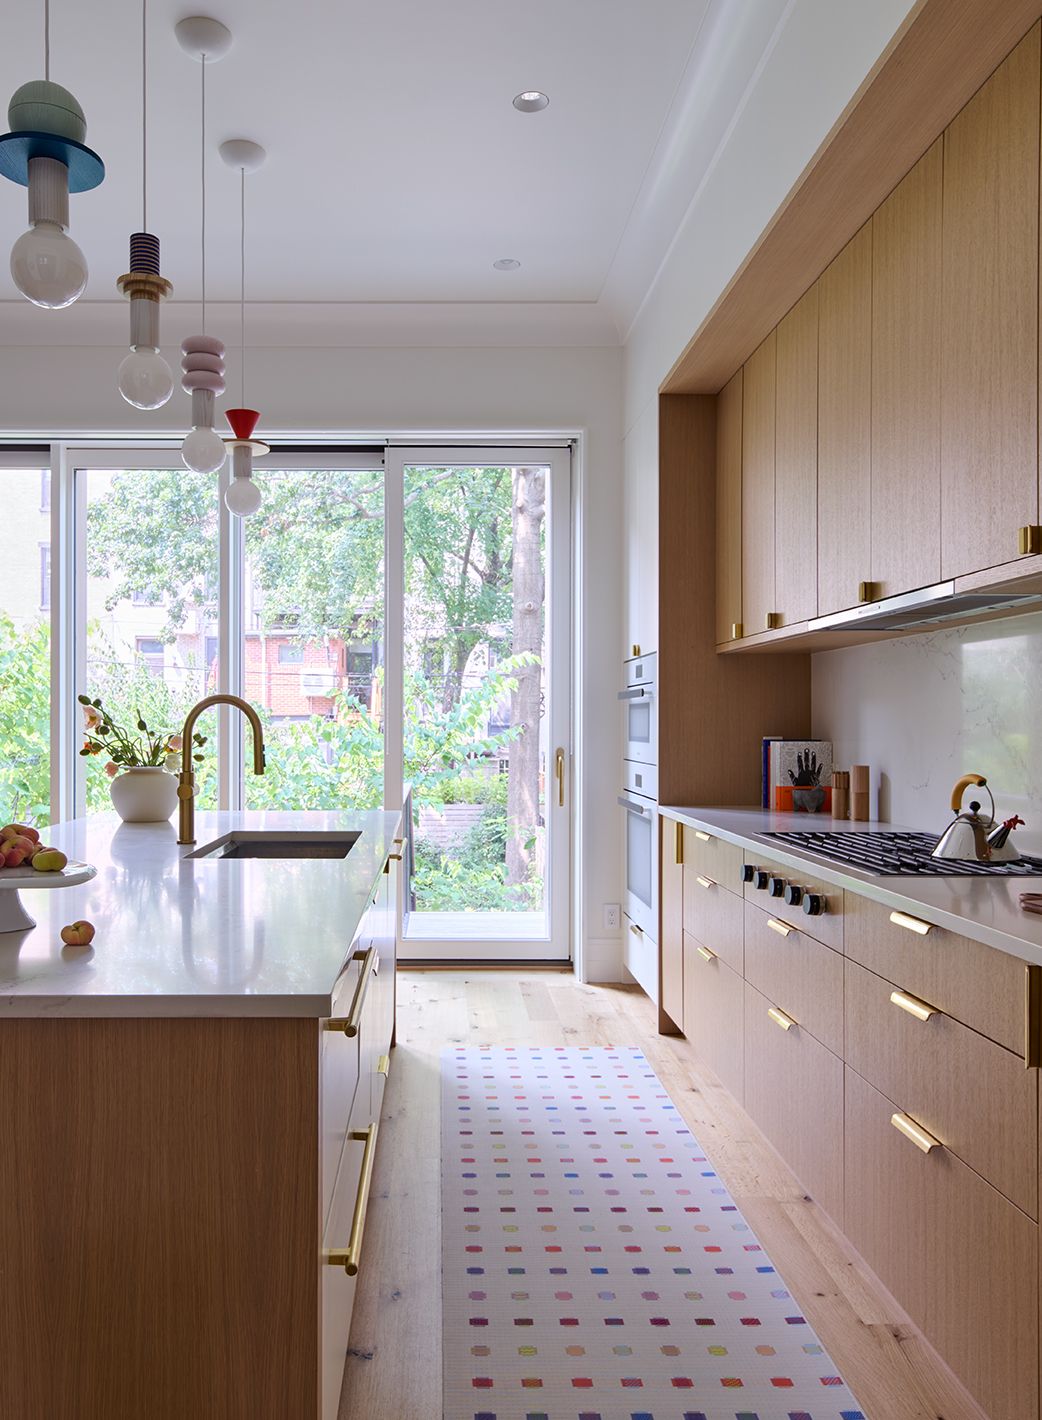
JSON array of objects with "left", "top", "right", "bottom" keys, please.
[{"left": 0, "top": 860, "right": 97, "bottom": 933}]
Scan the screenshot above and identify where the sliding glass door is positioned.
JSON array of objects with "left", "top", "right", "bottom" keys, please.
[{"left": 43, "top": 443, "right": 570, "bottom": 962}]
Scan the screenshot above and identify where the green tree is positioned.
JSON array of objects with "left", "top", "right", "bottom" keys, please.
[{"left": 0, "top": 614, "right": 51, "bottom": 826}]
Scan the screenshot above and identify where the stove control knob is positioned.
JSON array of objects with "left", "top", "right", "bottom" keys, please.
[
  {"left": 784, "top": 883, "right": 804, "bottom": 907},
  {"left": 803, "top": 892, "right": 827, "bottom": 917},
  {"left": 754, "top": 869, "right": 770, "bottom": 891},
  {"left": 768, "top": 876, "right": 786, "bottom": 897},
  {"left": 740, "top": 863, "right": 755, "bottom": 884}
]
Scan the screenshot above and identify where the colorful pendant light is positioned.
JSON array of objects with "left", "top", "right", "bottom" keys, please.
[
  {"left": 0, "top": 0, "right": 104, "bottom": 308},
  {"left": 220, "top": 139, "right": 267, "bottom": 518},
  {"left": 117, "top": 0, "right": 173, "bottom": 409},
  {"left": 175, "top": 16, "right": 233, "bottom": 473}
]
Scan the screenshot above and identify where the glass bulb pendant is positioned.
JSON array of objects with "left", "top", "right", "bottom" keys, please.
[
  {"left": 181, "top": 336, "right": 226, "bottom": 472},
  {"left": 116, "top": 234, "right": 172, "bottom": 410},
  {"left": 118, "top": 346, "right": 174, "bottom": 410},
  {"left": 10, "top": 219, "right": 87, "bottom": 309},
  {"left": 225, "top": 472, "right": 262, "bottom": 517}
]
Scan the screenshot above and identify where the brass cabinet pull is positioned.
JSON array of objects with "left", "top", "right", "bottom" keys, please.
[
  {"left": 631, "top": 643, "right": 641, "bottom": 657},
  {"left": 858, "top": 580, "right": 881, "bottom": 603},
  {"left": 695, "top": 874, "right": 715, "bottom": 889},
  {"left": 376, "top": 1054, "right": 390, "bottom": 1076},
  {"left": 767, "top": 917, "right": 794, "bottom": 937},
  {"left": 674, "top": 821, "right": 684, "bottom": 866},
  {"left": 555, "top": 747, "right": 566, "bottom": 808},
  {"left": 387, "top": 852, "right": 404, "bottom": 861},
  {"left": 767, "top": 1005, "right": 795, "bottom": 1031},
  {"left": 696, "top": 945, "right": 715, "bottom": 963},
  {"left": 326, "top": 1122, "right": 379, "bottom": 1275},
  {"left": 890, "top": 988, "right": 936, "bottom": 1022},
  {"left": 324, "top": 945, "right": 378, "bottom": 1036},
  {"left": 889, "top": 909, "right": 932, "bottom": 936},
  {"left": 731, "top": 622, "right": 743, "bottom": 640},
  {"left": 693, "top": 830, "right": 711, "bottom": 843},
  {"left": 890, "top": 1111, "right": 941, "bottom": 1154},
  {"left": 629, "top": 922, "right": 644, "bottom": 937},
  {"left": 765, "top": 611, "right": 782, "bottom": 630},
  {"left": 1018, "top": 525, "right": 1042, "bottom": 556},
  {"left": 393, "top": 837, "right": 405, "bottom": 845}
]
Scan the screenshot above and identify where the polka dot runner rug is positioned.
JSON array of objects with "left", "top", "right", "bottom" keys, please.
[{"left": 442, "top": 1045, "right": 865, "bottom": 1420}]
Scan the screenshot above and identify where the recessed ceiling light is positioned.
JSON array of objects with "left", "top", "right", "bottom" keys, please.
[
  {"left": 493, "top": 258, "right": 521, "bottom": 271},
  {"left": 513, "top": 91, "right": 549, "bottom": 113}
]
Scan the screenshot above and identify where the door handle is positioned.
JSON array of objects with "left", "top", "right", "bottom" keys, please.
[{"left": 555, "top": 747, "right": 565, "bottom": 807}]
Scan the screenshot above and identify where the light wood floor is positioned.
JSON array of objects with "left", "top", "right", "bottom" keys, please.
[{"left": 338, "top": 971, "right": 988, "bottom": 1420}]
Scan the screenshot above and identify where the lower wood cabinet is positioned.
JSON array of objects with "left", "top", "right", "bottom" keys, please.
[
  {"left": 744, "top": 981, "right": 844, "bottom": 1225},
  {"left": 845, "top": 1066, "right": 1038, "bottom": 1420},
  {"left": 660, "top": 818, "right": 684, "bottom": 1030},
  {"left": 743, "top": 901, "right": 843, "bottom": 1056},
  {"left": 682, "top": 930, "right": 744, "bottom": 1102}
]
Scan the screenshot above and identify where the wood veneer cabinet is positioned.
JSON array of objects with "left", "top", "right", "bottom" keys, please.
[
  {"left": 741, "top": 332, "right": 776, "bottom": 636},
  {"left": 871, "top": 141, "right": 942, "bottom": 599},
  {"left": 941, "top": 23, "right": 1040, "bottom": 580},
  {"left": 712, "top": 18, "right": 1042, "bottom": 649},
  {"left": 817, "top": 224, "right": 872, "bottom": 617},
  {"left": 660, "top": 817, "right": 684, "bottom": 1032},
  {"left": 715, "top": 369, "right": 743, "bottom": 644},
  {"left": 661, "top": 816, "right": 1042, "bottom": 1419},
  {"left": 774, "top": 285, "right": 818, "bottom": 624}
]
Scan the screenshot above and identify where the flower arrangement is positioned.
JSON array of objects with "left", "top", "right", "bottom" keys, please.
[{"left": 77, "top": 695, "right": 206, "bottom": 776}]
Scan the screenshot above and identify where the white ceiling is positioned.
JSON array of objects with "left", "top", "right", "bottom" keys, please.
[{"left": 0, "top": 0, "right": 786, "bottom": 343}]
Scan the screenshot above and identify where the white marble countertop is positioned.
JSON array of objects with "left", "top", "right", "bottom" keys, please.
[
  {"left": 660, "top": 805, "right": 1042, "bottom": 965},
  {"left": 0, "top": 810, "right": 402, "bottom": 1018}
]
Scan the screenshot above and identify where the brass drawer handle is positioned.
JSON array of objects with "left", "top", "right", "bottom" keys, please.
[
  {"left": 695, "top": 874, "right": 715, "bottom": 889},
  {"left": 376, "top": 1053, "right": 390, "bottom": 1076},
  {"left": 889, "top": 909, "right": 932, "bottom": 936},
  {"left": 326, "top": 1122, "right": 379, "bottom": 1275},
  {"left": 693, "top": 830, "right": 711, "bottom": 842},
  {"left": 696, "top": 945, "right": 715, "bottom": 963},
  {"left": 891, "top": 1111, "right": 941, "bottom": 1154},
  {"left": 674, "top": 821, "right": 684, "bottom": 866},
  {"left": 324, "top": 945, "right": 378, "bottom": 1036},
  {"left": 767, "top": 1005, "right": 795, "bottom": 1031},
  {"left": 387, "top": 852, "right": 404, "bottom": 861},
  {"left": 767, "top": 917, "right": 794, "bottom": 938},
  {"left": 890, "top": 988, "right": 936, "bottom": 1022},
  {"left": 393, "top": 837, "right": 405, "bottom": 845},
  {"left": 629, "top": 922, "right": 643, "bottom": 937}
]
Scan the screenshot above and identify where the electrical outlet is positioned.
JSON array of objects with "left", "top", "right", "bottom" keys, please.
[{"left": 604, "top": 903, "right": 621, "bottom": 931}]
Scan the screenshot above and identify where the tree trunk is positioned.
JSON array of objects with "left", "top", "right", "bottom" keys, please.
[{"left": 506, "top": 467, "right": 545, "bottom": 889}]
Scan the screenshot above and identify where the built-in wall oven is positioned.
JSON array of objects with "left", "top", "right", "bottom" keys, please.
[
  {"left": 620, "top": 652, "right": 657, "bottom": 763},
  {"left": 619, "top": 653, "right": 658, "bottom": 999}
]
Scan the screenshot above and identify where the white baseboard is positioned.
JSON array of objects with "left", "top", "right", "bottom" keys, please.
[{"left": 580, "top": 936, "right": 624, "bottom": 983}]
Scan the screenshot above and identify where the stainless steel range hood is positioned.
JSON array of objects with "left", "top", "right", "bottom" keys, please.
[{"left": 808, "top": 580, "right": 1042, "bottom": 632}]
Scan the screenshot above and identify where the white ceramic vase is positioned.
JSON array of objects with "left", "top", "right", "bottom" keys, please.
[{"left": 108, "top": 766, "right": 179, "bottom": 823}]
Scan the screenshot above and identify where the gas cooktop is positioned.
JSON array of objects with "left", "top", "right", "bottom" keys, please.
[{"left": 760, "top": 828, "right": 1042, "bottom": 877}]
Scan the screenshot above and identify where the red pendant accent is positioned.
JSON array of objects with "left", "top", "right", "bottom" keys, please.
[{"left": 226, "top": 407, "right": 260, "bottom": 441}]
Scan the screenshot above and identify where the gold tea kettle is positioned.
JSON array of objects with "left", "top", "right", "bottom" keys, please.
[{"left": 932, "top": 772, "right": 1024, "bottom": 862}]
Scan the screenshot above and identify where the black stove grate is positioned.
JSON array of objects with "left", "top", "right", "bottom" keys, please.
[{"left": 760, "top": 829, "right": 1042, "bottom": 876}]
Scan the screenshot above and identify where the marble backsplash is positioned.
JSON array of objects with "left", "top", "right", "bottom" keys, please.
[{"left": 812, "top": 610, "right": 1042, "bottom": 855}]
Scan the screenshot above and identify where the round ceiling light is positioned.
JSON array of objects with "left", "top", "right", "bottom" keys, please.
[
  {"left": 493, "top": 258, "right": 520, "bottom": 271},
  {"left": 513, "top": 90, "right": 549, "bottom": 113}
]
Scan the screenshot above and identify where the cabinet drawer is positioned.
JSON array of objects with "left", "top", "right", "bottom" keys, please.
[
  {"left": 319, "top": 956, "right": 363, "bottom": 1226},
  {"left": 682, "top": 932, "right": 743, "bottom": 1102},
  {"left": 744, "top": 981, "right": 844, "bottom": 1224},
  {"left": 742, "top": 853, "right": 843, "bottom": 951},
  {"left": 845, "top": 891, "right": 1026, "bottom": 1053},
  {"left": 845, "top": 957, "right": 1036, "bottom": 1217},
  {"left": 683, "top": 827, "right": 744, "bottom": 897},
  {"left": 844, "top": 1067, "right": 1038, "bottom": 1420},
  {"left": 321, "top": 1085, "right": 379, "bottom": 1420},
  {"left": 683, "top": 867, "right": 743, "bottom": 975},
  {"left": 744, "top": 901, "right": 843, "bottom": 1055}
]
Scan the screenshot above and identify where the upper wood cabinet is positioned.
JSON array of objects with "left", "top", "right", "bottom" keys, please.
[
  {"left": 818, "top": 224, "right": 872, "bottom": 616},
  {"left": 741, "top": 332, "right": 776, "bottom": 636},
  {"left": 715, "top": 370, "right": 743, "bottom": 645},
  {"left": 941, "top": 24, "right": 1040, "bottom": 580},
  {"left": 774, "top": 286, "right": 818, "bottom": 624},
  {"left": 871, "top": 141, "right": 942, "bottom": 599}
]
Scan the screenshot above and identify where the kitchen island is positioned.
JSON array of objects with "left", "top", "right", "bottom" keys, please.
[{"left": 0, "top": 808, "right": 403, "bottom": 1420}]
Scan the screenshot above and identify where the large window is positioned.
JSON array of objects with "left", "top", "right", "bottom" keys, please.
[{"left": 0, "top": 462, "right": 52, "bottom": 826}]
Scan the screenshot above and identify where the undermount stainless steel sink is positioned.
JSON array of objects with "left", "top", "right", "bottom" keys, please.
[{"left": 187, "top": 831, "right": 361, "bottom": 861}]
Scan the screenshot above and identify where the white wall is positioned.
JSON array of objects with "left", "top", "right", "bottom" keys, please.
[
  {"left": 0, "top": 340, "right": 625, "bottom": 979},
  {"left": 813, "top": 614, "right": 1042, "bottom": 856}
]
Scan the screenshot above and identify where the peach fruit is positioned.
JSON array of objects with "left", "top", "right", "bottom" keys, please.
[
  {"left": 60, "top": 920, "right": 95, "bottom": 947},
  {"left": 31, "top": 848, "right": 67, "bottom": 872}
]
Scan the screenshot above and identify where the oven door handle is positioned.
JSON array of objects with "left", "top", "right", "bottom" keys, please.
[
  {"left": 618, "top": 795, "right": 649, "bottom": 815},
  {"left": 617, "top": 687, "right": 652, "bottom": 701}
]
